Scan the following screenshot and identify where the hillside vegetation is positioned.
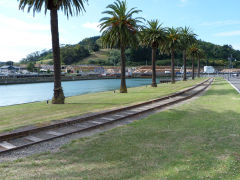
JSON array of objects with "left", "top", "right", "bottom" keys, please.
[
  {"left": 17, "top": 36, "right": 240, "bottom": 67},
  {"left": 78, "top": 49, "right": 109, "bottom": 65}
]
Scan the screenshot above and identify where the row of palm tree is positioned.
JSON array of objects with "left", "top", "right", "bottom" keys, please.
[
  {"left": 18, "top": 0, "right": 205, "bottom": 104},
  {"left": 188, "top": 44, "right": 205, "bottom": 80},
  {"left": 100, "top": 0, "right": 205, "bottom": 92},
  {"left": 180, "top": 27, "right": 197, "bottom": 81}
]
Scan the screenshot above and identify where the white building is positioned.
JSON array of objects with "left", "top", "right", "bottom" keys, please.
[{"left": 204, "top": 66, "right": 215, "bottom": 74}]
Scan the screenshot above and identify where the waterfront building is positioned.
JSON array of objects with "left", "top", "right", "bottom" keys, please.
[{"left": 0, "top": 65, "right": 20, "bottom": 74}]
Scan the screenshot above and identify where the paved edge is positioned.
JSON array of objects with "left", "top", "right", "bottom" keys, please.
[{"left": 226, "top": 79, "right": 240, "bottom": 94}]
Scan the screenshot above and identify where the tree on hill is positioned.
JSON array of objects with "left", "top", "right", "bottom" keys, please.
[
  {"left": 61, "top": 45, "right": 90, "bottom": 65},
  {"left": 19, "top": 0, "right": 88, "bottom": 104},
  {"left": 79, "top": 36, "right": 101, "bottom": 52},
  {"left": 19, "top": 36, "right": 240, "bottom": 67},
  {"left": 99, "top": 0, "right": 143, "bottom": 93},
  {"left": 108, "top": 49, "right": 121, "bottom": 66},
  {"left": 27, "top": 62, "right": 35, "bottom": 72}
]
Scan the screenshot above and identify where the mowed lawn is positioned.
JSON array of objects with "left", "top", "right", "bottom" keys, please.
[
  {"left": 0, "top": 78, "right": 205, "bottom": 133},
  {"left": 1, "top": 78, "right": 240, "bottom": 179}
]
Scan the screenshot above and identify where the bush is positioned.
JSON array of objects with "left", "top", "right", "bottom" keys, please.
[{"left": 61, "top": 45, "right": 90, "bottom": 65}]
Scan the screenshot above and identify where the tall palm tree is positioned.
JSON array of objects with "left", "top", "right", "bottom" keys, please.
[
  {"left": 99, "top": 0, "right": 143, "bottom": 93},
  {"left": 179, "top": 27, "right": 196, "bottom": 81},
  {"left": 163, "top": 27, "right": 180, "bottom": 83},
  {"left": 18, "top": 0, "right": 87, "bottom": 104},
  {"left": 140, "top": 20, "right": 166, "bottom": 87},
  {"left": 188, "top": 44, "right": 199, "bottom": 80},
  {"left": 197, "top": 49, "right": 205, "bottom": 78}
]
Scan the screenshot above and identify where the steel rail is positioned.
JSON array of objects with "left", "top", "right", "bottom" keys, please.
[{"left": 0, "top": 78, "right": 213, "bottom": 154}]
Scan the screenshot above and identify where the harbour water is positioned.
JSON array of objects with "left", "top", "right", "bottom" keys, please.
[{"left": 0, "top": 78, "right": 158, "bottom": 107}]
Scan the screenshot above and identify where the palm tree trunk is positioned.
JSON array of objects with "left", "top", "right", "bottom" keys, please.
[
  {"left": 51, "top": 8, "right": 65, "bottom": 104},
  {"left": 120, "top": 45, "right": 127, "bottom": 93},
  {"left": 183, "top": 50, "right": 187, "bottom": 81},
  {"left": 192, "top": 58, "right": 195, "bottom": 80},
  {"left": 197, "top": 58, "right": 200, "bottom": 78},
  {"left": 171, "top": 48, "right": 175, "bottom": 84},
  {"left": 151, "top": 47, "right": 157, "bottom": 87}
]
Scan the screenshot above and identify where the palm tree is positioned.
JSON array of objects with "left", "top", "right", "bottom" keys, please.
[
  {"left": 163, "top": 27, "right": 180, "bottom": 83},
  {"left": 99, "top": 0, "right": 143, "bottom": 93},
  {"left": 188, "top": 44, "right": 199, "bottom": 80},
  {"left": 197, "top": 49, "right": 205, "bottom": 78},
  {"left": 140, "top": 20, "right": 166, "bottom": 87},
  {"left": 18, "top": 0, "right": 87, "bottom": 104},
  {"left": 179, "top": 27, "right": 196, "bottom": 81}
]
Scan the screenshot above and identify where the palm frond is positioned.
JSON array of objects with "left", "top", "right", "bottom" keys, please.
[
  {"left": 18, "top": 0, "right": 88, "bottom": 17},
  {"left": 139, "top": 19, "right": 166, "bottom": 49},
  {"left": 99, "top": 0, "right": 143, "bottom": 49}
]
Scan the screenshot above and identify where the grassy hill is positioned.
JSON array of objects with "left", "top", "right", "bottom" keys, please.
[
  {"left": 19, "top": 36, "right": 240, "bottom": 67},
  {"left": 34, "top": 49, "right": 110, "bottom": 66},
  {"left": 77, "top": 49, "right": 110, "bottom": 65},
  {"left": 36, "top": 59, "right": 53, "bottom": 65}
]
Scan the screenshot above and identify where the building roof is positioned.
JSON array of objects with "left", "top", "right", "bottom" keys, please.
[{"left": 0, "top": 65, "right": 20, "bottom": 69}]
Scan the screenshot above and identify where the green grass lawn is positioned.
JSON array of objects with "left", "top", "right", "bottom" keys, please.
[
  {"left": 1, "top": 78, "right": 240, "bottom": 179},
  {"left": 0, "top": 79, "right": 240, "bottom": 180},
  {"left": 0, "top": 78, "right": 205, "bottom": 133}
]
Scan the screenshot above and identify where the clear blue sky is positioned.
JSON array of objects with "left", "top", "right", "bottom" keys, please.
[{"left": 0, "top": 0, "right": 239, "bottom": 62}]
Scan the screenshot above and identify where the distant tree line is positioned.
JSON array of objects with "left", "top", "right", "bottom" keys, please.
[
  {"left": 20, "top": 49, "right": 53, "bottom": 64},
  {"left": 19, "top": 36, "right": 240, "bottom": 67},
  {"left": 103, "top": 41, "right": 240, "bottom": 67},
  {"left": 79, "top": 36, "right": 101, "bottom": 52},
  {"left": 19, "top": 36, "right": 103, "bottom": 66},
  {"left": 61, "top": 44, "right": 90, "bottom": 65}
]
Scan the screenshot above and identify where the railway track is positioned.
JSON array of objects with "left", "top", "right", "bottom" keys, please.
[{"left": 0, "top": 78, "right": 213, "bottom": 154}]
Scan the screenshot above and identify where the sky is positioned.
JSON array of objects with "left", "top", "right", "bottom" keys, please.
[{"left": 0, "top": 0, "right": 240, "bottom": 62}]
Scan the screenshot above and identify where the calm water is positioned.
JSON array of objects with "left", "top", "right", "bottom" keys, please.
[{"left": 0, "top": 78, "right": 157, "bottom": 107}]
